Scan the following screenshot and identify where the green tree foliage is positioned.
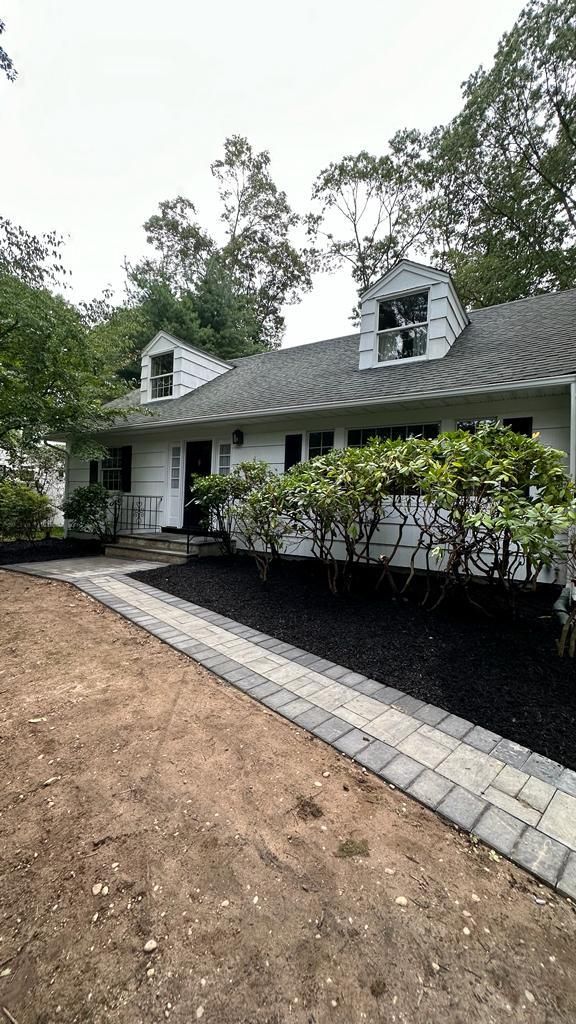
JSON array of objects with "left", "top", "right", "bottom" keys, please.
[
  {"left": 0, "top": 17, "right": 16, "bottom": 82},
  {"left": 0, "top": 481, "right": 53, "bottom": 540},
  {"left": 0, "top": 275, "right": 131, "bottom": 455},
  {"left": 0, "top": 216, "right": 67, "bottom": 288},
  {"left": 113, "top": 136, "right": 313, "bottom": 378},
  {"left": 308, "top": 131, "right": 431, "bottom": 296},
  {"left": 428, "top": 0, "right": 576, "bottom": 306},
  {"left": 62, "top": 483, "right": 122, "bottom": 542},
  {"left": 308, "top": 0, "right": 575, "bottom": 311}
]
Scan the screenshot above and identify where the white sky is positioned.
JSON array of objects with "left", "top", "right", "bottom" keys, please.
[{"left": 0, "top": 0, "right": 523, "bottom": 347}]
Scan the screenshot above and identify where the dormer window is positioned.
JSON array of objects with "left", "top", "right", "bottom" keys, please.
[
  {"left": 377, "top": 289, "right": 429, "bottom": 363},
  {"left": 150, "top": 352, "right": 174, "bottom": 399}
]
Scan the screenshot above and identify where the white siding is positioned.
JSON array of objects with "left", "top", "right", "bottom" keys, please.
[
  {"left": 358, "top": 263, "right": 468, "bottom": 369},
  {"left": 140, "top": 332, "right": 231, "bottom": 402},
  {"left": 65, "top": 392, "right": 570, "bottom": 579}
]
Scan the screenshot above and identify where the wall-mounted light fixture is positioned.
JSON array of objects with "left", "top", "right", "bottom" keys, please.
[{"left": 232, "top": 429, "right": 244, "bottom": 446}]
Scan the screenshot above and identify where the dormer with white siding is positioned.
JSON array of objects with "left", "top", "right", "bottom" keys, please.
[
  {"left": 358, "top": 260, "right": 469, "bottom": 370},
  {"left": 139, "top": 331, "right": 233, "bottom": 402}
]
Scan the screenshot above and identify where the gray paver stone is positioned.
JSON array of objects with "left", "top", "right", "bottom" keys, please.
[
  {"left": 352, "top": 680, "right": 385, "bottom": 697},
  {"left": 248, "top": 680, "right": 281, "bottom": 700},
  {"left": 437, "top": 786, "right": 487, "bottom": 831},
  {"left": 262, "top": 688, "right": 298, "bottom": 710},
  {"left": 313, "top": 717, "right": 352, "bottom": 744},
  {"left": 437, "top": 714, "right": 473, "bottom": 740},
  {"left": 278, "top": 698, "right": 314, "bottom": 721},
  {"left": 293, "top": 707, "right": 332, "bottom": 730},
  {"left": 522, "top": 753, "right": 564, "bottom": 786},
  {"left": 391, "top": 694, "right": 425, "bottom": 716},
  {"left": 355, "top": 740, "right": 397, "bottom": 773},
  {"left": 414, "top": 703, "right": 449, "bottom": 727},
  {"left": 372, "top": 686, "right": 405, "bottom": 705},
  {"left": 557, "top": 768, "right": 576, "bottom": 798},
  {"left": 557, "top": 851, "right": 576, "bottom": 901},
  {"left": 465, "top": 726, "right": 501, "bottom": 754},
  {"left": 323, "top": 665, "right": 349, "bottom": 681},
  {"left": 379, "top": 753, "right": 423, "bottom": 789},
  {"left": 493, "top": 739, "right": 531, "bottom": 769},
  {"left": 511, "top": 828, "right": 569, "bottom": 887},
  {"left": 474, "top": 806, "right": 526, "bottom": 856},
  {"left": 339, "top": 671, "right": 367, "bottom": 686},
  {"left": 333, "top": 728, "right": 372, "bottom": 757},
  {"left": 408, "top": 770, "right": 453, "bottom": 810}
]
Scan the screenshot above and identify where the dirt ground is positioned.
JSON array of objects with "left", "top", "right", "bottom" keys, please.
[{"left": 1, "top": 571, "right": 575, "bottom": 1024}]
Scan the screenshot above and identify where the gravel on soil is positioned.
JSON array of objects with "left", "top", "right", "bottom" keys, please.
[{"left": 132, "top": 556, "right": 576, "bottom": 770}]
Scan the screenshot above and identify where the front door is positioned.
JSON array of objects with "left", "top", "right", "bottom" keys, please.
[{"left": 183, "top": 440, "right": 213, "bottom": 532}]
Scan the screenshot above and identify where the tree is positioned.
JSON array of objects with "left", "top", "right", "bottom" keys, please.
[
  {"left": 213, "top": 135, "right": 313, "bottom": 344},
  {"left": 0, "top": 216, "right": 66, "bottom": 287},
  {"left": 0, "top": 17, "right": 17, "bottom": 82},
  {"left": 121, "top": 136, "right": 313, "bottom": 372},
  {"left": 0, "top": 274, "right": 131, "bottom": 456},
  {"left": 307, "top": 130, "right": 431, "bottom": 300},
  {"left": 428, "top": 0, "right": 576, "bottom": 306}
]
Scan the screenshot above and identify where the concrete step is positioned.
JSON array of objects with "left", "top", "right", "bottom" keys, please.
[
  {"left": 118, "top": 533, "right": 221, "bottom": 555},
  {"left": 104, "top": 544, "right": 189, "bottom": 565}
]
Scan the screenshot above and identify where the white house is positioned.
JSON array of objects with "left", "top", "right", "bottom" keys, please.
[{"left": 64, "top": 260, "right": 576, "bottom": 565}]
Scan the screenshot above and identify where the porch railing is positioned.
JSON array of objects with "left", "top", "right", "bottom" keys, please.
[{"left": 115, "top": 495, "right": 163, "bottom": 534}]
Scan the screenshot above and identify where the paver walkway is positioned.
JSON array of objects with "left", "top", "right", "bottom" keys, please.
[{"left": 5, "top": 556, "right": 576, "bottom": 901}]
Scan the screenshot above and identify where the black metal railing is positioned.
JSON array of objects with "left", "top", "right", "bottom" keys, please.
[{"left": 115, "top": 495, "right": 163, "bottom": 533}]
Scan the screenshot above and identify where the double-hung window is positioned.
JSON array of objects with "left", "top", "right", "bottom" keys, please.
[
  {"left": 218, "top": 442, "right": 231, "bottom": 475},
  {"left": 101, "top": 448, "right": 123, "bottom": 491},
  {"left": 308, "top": 431, "right": 334, "bottom": 459},
  {"left": 377, "top": 290, "right": 429, "bottom": 362},
  {"left": 150, "top": 352, "right": 174, "bottom": 399}
]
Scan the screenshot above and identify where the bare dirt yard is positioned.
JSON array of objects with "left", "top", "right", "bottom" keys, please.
[{"left": 1, "top": 571, "right": 575, "bottom": 1024}]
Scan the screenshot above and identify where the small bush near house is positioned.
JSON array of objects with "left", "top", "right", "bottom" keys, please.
[
  {"left": 62, "top": 483, "right": 122, "bottom": 543},
  {"left": 0, "top": 481, "right": 54, "bottom": 541}
]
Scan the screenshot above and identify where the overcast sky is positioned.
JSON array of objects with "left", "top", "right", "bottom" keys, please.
[{"left": 1, "top": 0, "right": 524, "bottom": 346}]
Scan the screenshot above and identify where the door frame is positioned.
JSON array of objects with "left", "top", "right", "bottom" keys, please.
[{"left": 183, "top": 439, "right": 213, "bottom": 532}]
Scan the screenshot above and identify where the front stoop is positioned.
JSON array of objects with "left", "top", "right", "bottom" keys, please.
[{"left": 104, "top": 532, "right": 222, "bottom": 565}]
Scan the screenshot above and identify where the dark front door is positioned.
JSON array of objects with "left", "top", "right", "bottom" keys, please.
[{"left": 183, "top": 440, "right": 213, "bottom": 532}]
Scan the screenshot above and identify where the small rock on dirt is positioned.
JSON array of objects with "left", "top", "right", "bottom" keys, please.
[
  {"left": 322, "top": 771, "right": 330, "bottom": 778},
  {"left": 525, "top": 991, "right": 535, "bottom": 1004},
  {"left": 144, "top": 939, "right": 158, "bottom": 953},
  {"left": 196, "top": 1008, "right": 204, "bottom": 1020},
  {"left": 395, "top": 896, "right": 408, "bottom": 907},
  {"left": 92, "top": 883, "right": 102, "bottom": 896}
]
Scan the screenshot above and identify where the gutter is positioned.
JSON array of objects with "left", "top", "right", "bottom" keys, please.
[
  {"left": 565, "top": 380, "right": 569, "bottom": 479},
  {"left": 98, "top": 373, "right": 576, "bottom": 434}
]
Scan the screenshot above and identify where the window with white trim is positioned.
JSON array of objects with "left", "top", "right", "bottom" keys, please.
[
  {"left": 308, "top": 431, "right": 334, "bottom": 459},
  {"left": 218, "top": 442, "right": 231, "bottom": 475},
  {"left": 101, "top": 447, "right": 123, "bottom": 490},
  {"left": 150, "top": 351, "right": 174, "bottom": 399},
  {"left": 348, "top": 423, "right": 439, "bottom": 447},
  {"left": 377, "top": 290, "right": 428, "bottom": 362},
  {"left": 170, "top": 446, "right": 181, "bottom": 489}
]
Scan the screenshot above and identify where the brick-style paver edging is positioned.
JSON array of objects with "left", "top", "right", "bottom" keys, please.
[{"left": 5, "top": 556, "right": 576, "bottom": 901}]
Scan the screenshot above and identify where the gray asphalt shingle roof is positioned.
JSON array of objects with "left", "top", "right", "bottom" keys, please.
[{"left": 113, "top": 288, "right": 576, "bottom": 427}]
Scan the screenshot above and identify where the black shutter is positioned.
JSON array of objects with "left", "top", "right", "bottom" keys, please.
[
  {"left": 89, "top": 460, "right": 99, "bottom": 485},
  {"left": 284, "top": 434, "right": 303, "bottom": 472},
  {"left": 120, "top": 446, "right": 132, "bottom": 493}
]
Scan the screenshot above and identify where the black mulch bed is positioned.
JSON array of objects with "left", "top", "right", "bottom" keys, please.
[
  {"left": 131, "top": 557, "right": 576, "bottom": 771},
  {"left": 0, "top": 537, "right": 100, "bottom": 566}
]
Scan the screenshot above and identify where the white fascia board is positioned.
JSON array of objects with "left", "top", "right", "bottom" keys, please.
[
  {"left": 140, "top": 331, "right": 234, "bottom": 368},
  {"left": 102, "top": 374, "right": 576, "bottom": 433},
  {"left": 360, "top": 260, "right": 451, "bottom": 302}
]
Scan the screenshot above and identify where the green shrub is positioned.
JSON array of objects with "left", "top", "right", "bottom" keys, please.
[
  {"left": 62, "top": 483, "right": 122, "bottom": 542},
  {"left": 0, "top": 481, "right": 54, "bottom": 541}
]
